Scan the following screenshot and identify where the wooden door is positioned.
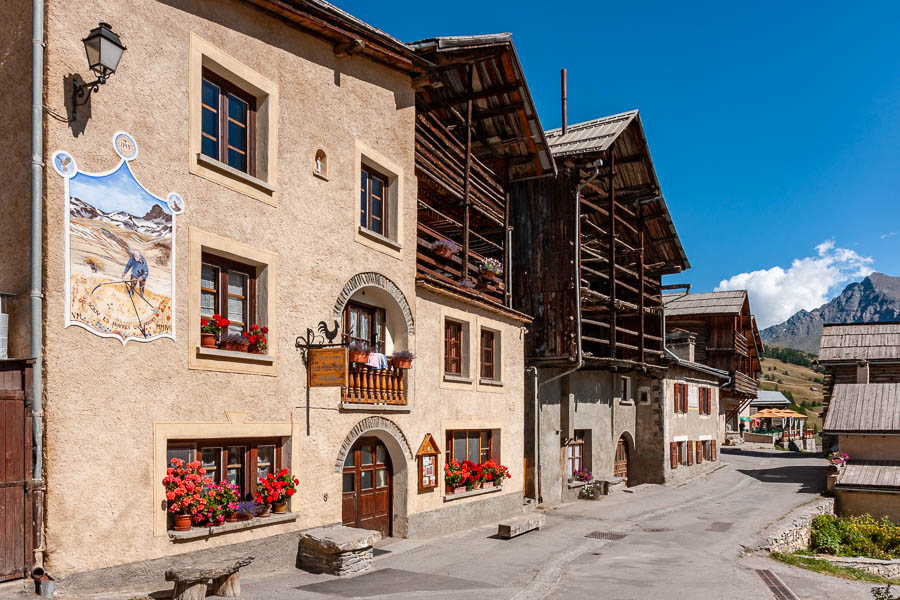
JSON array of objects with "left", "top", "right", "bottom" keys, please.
[
  {"left": 342, "top": 438, "right": 391, "bottom": 537},
  {"left": 0, "top": 386, "right": 31, "bottom": 581},
  {"left": 613, "top": 437, "right": 629, "bottom": 481}
]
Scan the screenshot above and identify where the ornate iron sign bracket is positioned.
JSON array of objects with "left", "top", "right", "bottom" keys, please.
[{"left": 295, "top": 319, "right": 344, "bottom": 364}]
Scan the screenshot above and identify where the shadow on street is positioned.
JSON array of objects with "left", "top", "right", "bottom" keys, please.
[{"left": 736, "top": 465, "right": 825, "bottom": 494}]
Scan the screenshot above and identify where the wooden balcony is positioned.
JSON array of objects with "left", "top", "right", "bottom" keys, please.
[
  {"left": 734, "top": 331, "right": 749, "bottom": 357},
  {"left": 342, "top": 363, "right": 407, "bottom": 406},
  {"left": 416, "top": 224, "right": 506, "bottom": 305},
  {"left": 729, "top": 370, "right": 758, "bottom": 397}
]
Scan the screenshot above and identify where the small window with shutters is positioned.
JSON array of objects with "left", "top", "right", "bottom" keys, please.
[
  {"left": 670, "top": 441, "right": 678, "bottom": 469},
  {"left": 674, "top": 383, "right": 688, "bottom": 414}
]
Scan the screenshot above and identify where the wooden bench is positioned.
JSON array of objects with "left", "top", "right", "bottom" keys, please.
[
  {"left": 165, "top": 556, "right": 254, "bottom": 600},
  {"left": 497, "top": 513, "right": 544, "bottom": 539}
]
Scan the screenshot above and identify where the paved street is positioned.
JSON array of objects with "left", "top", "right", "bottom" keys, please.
[
  {"left": 0, "top": 449, "right": 875, "bottom": 600},
  {"left": 250, "top": 449, "right": 872, "bottom": 599}
]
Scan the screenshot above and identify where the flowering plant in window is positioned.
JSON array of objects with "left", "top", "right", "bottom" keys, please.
[
  {"left": 163, "top": 458, "right": 214, "bottom": 530},
  {"left": 196, "top": 481, "right": 241, "bottom": 527},
  {"left": 479, "top": 258, "right": 503, "bottom": 276},
  {"left": 432, "top": 239, "right": 460, "bottom": 258},
  {"left": 481, "top": 459, "right": 511, "bottom": 486},
  {"left": 254, "top": 468, "right": 299, "bottom": 506},
  {"left": 457, "top": 278, "right": 477, "bottom": 289},
  {"left": 200, "top": 313, "right": 229, "bottom": 336},
  {"left": 461, "top": 460, "right": 483, "bottom": 489},
  {"left": 572, "top": 468, "right": 593, "bottom": 483},
  {"left": 444, "top": 458, "right": 465, "bottom": 489},
  {"left": 243, "top": 324, "right": 268, "bottom": 352}
]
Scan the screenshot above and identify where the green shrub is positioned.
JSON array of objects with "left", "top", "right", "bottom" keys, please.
[{"left": 811, "top": 514, "right": 900, "bottom": 559}]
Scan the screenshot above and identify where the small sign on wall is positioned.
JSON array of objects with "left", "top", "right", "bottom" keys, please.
[
  {"left": 308, "top": 347, "right": 347, "bottom": 387},
  {"left": 416, "top": 433, "right": 440, "bottom": 492}
]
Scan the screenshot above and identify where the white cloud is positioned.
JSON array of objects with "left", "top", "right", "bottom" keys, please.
[
  {"left": 881, "top": 232, "right": 897, "bottom": 240},
  {"left": 715, "top": 240, "right": 874, "bottom": 328}
]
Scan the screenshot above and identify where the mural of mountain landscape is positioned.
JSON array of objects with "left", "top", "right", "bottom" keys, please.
[{"left": 761, "top": 272, "right": 900, "bottom": 353}]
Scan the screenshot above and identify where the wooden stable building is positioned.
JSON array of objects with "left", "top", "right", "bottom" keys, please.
[
  {"left": 663, "top": 290, "right": 762, "bottom": 434},
  {"left": 511, "top": 110, "right": 691, "bottom": 504}
]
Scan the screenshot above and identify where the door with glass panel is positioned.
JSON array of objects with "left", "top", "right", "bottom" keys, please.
[{"left": 342, "top": 438, "right": 391, "bottom": 537}]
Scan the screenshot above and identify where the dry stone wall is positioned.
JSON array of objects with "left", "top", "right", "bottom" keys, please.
[{"left": 757, "top": 497, "right": 835, "bottom": 554}]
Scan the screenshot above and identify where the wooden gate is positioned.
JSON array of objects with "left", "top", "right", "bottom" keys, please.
[
  {"left": 613, "top": 436, "right": 629, "bottom": 481},
  {"left": 0, "top": 361, "right": 33, "bottom": 582}
]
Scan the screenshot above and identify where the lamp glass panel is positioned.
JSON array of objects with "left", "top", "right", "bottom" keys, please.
[
  {"left": 83, "top": 36, "right": 101, "bottom": 71},
  {"left": 98, "top": 36, "right": 125, "bottom": 73}
]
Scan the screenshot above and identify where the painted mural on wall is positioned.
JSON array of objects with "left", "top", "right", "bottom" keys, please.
[{"left": 52, "top": 132, "right": 185, "bottom": 344}]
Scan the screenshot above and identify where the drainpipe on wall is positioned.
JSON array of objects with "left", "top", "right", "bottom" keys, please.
[
  {"left": 529, "top": 162, "right": 601, "bottom": 505},
  {"left": 30, "top": 0, "right": 46, "bottom": 571}
]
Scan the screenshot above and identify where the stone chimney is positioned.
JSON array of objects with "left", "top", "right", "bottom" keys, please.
[
  {"left": 857, "top": 360, "right": 870, "bottom": 384},
  {"left": 666, "top": 328, "right": 696, "bottom": 363}
]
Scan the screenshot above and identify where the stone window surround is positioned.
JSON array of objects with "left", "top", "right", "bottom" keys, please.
[
  {"left": 189, "top": 32, "right": 279, "bottom": 206},
  {"left": 353, "top": 140, "right": 404, "bottom": 259},
  {"left": 188, "top": 227, "right": 278, "bottom": 376},
  {"left": 153, "top": 411, "right": 301, "bottom": 537},
  {"left": 439, "top": 305, "right": 506, "bottom": 393}
]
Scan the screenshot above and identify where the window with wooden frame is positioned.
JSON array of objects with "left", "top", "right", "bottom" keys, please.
[
  {"left": 201, "top": 253, "right": 256, "bottom": 336},
  {"left": 699, "top": 387, "right": 711, "bottom": 415},
  {"left": 669, "top": 441, "right": 678, "bottom": 469},
  {"left": 166, "top": 438, "right": 282, "bottom": 500},
  {"left": 444, "top": 320, "right": 463, "bottom": 376},
  {"left": 480, "top": 329, "right": 496, "bottom": 381},
  {"left": 445, "top": 430, "right": 492, "bottom": 464},
  {"left": 619, "top": 376, "right": 631, "bottom": 401},
  {"left": 201, "top": 69, "right": 256, "bottom": 175},
  {"left": 674, "top": 383, "right": 688, "bottom": 414},
  {"left": 566, "top": 430, "right": 587, "bottom": 479},
  {"left": 343, "top": 302, "right": 386, "bottom": 353},
  {"left": 360, "top": 166, "right": 389, "bottom": 237},
  {"left": 677, "top": 441, "right": 688, "bottom": 466}
]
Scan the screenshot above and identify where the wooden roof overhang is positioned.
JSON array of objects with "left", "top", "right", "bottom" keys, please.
[
  {"left": 547, "top": 111, "right": 689, "bottom": 276},
  {"left": 408, "top": 34, "right": 556, "bottom": 182},
  {"left": 244, "top": 0, "right": 432, "bottom": 75}
]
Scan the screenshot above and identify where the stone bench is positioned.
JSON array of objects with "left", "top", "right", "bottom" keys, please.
[
  {"left": 165, "top": 555, "right": 253, "bottom": 600},
  {"left": 299, "top": 526, "right": 381, "bottom": 576},
  {"left": 497, "top": 513, "right": 544, "bottom": 539}
]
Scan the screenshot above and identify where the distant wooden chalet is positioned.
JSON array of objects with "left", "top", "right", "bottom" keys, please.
[
  {"left": 512, "top": 110, "right": 689, "bottom": 371},
  {"left": 820, "top": 323, "right": 900, "bottom": 521},
  {"left": 663, "top": 290, "right": 762, "bottom": 430},
  {"left": 409, "top": 34, "right": 555, "bottom": 312}
]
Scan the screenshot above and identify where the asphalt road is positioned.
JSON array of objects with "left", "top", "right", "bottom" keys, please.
[{"left": 2, "top": 449, "right": 876, "bottom": 599}]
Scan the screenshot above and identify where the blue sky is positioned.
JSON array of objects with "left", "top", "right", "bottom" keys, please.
[
  {"left": 70, "top": 162, "right": 169, "bottom": 218},
  {"left": 338, "top": 0, "right": 900, "bottom": 327}
]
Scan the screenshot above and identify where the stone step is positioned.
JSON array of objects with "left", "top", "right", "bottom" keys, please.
[{"left": 497, "top": 513, "right": 544, "bottom": 539}]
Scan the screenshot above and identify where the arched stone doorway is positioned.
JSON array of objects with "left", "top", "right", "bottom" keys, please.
[
  {"left": 614, "top": 433, "right": 632, "bottom": 483},
  {"left": 335, "top": 417, "right": 412, "bottom": 537}
]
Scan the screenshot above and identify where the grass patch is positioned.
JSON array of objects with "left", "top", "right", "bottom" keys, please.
[{"left": 771, "top": 551, "right": 900, "bottom": 585}]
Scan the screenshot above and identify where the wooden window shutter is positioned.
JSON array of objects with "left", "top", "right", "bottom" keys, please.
[
  {"left": 670, "top": 442, "right": 678, "bottom": 469},
  {"left": 696, "top": 441, "right": 702, "bottom": 463},
  {"left": 673, "top": 384, "right": 678, "bottom": 414},
  {"left": 711, "top": 440, "right": 717, "bottom": 461},
  {"left": 687, "top": 441, "right": 694, "bottom": 466}
]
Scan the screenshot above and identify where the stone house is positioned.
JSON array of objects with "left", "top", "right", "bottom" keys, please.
[
  {"left": 820, "top": 323, "right": 900, "bottom": 522},
  {"left": 0, "top": 0, "right": 546, "bottom": 589},
  {"left": 662, "top": 289, "right": 762, "bottom": 435},
  {"left": 510, "top": 110, "right": 691, "bottom": 504}
]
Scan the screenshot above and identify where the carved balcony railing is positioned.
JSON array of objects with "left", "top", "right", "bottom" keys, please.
[{"left": 342, "top": 363, "right": 407, "bottom": 405}]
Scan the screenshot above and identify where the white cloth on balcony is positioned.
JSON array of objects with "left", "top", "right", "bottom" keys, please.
[{"left": 365, "top": 352, "right": 389, "bottom": 370}]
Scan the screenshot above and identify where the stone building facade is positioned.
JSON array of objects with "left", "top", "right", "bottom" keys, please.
[{"left": 0, "top": 0, "right": 537, "bottom": 588}]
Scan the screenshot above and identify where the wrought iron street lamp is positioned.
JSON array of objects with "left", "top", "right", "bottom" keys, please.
[{"left": 71, "top": 22, "right": 126, "bottom": 119}]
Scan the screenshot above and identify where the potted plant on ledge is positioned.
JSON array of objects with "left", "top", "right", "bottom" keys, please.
[
  {"left": 478, "top": 258, "right": 503, "bottom": 281},
  {"left": 163, "top": 458, "right": 214, "bottom": 531},
  {"left": 244, "top": 324, "right": 268, "bottom": 354},
  {"left": 200, "top": 314, "right": 229, "bottom": 348},
  {"left": 444, "top": 459, "right": 467, "bottom": 495},
  {"left": 220, "top": 332, "right": 249, "bottom": 352},
  {"left": 481, "top": 459, "right": 511, "bottom": 488},
  {"left": 432, "top": 239, "right": 460, "bottom": 259},
  {"left": 255, "top": 469, "right": 299, "bottom": 514},
  {"left": 391, "top": 350, "right": 415, "bottom": 370},
  {"left": 348, "top": 341, "right": 370, "bottom": 364}
]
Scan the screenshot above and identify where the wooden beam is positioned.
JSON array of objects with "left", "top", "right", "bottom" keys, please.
[
  {"left": 461, "top": 64, "right": 473, "bottom": 283},
  {"left": 609, "top": 149, "right": 617, "bottom": 360}
]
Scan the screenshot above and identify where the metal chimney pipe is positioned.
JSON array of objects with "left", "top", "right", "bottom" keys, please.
[{"left": 561, "top": 68, "right": 568, "bottom": 135}]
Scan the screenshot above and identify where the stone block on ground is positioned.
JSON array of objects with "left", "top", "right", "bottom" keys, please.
[
  {"left": 299, "top": 526, "right": 381, "bottom": 576},
  {"left": 497, "top": 513, "right": 544, "bottom": 539},
  {"left": 164, "top": 555, "right": 253, "bottom": 600}
]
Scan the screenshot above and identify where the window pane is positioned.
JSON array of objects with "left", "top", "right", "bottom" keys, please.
[
  {"left": 201, "top": 264, "right": 218, "bottom": 290},
  {"left": 228, "top": 272, "right": 247, "bottom": 296},
  {"left": 360, "top": 470, "right": 373, "bottom": 490},
  {"left": 227, "top": 94, "right": 247, "bottom": 123},
  {"left": 201, "top": 447, "right": 221, "bottom": 483},
  {"left": 167, "top": 446, "right": 193, "bottom": 465},
  {"left": 344, "top": 452, "right": 355, "bottom": 468},
  {"left": 227, "top": 148, "right": 247, "bottom": 172},
  {"left": 375, "top": 468, "right": 387, "bottom": 488},
  {"left": 349, "top": 311, "right": 359, "bottom": 340},
  {"left": 360, "top": 171, "right": 368, "bottom": 228},
  {"left": 200, "top": 291, "right": 215, "bottom": 317},
  {"left": 227, "top": 120, "right": 247, "bottom": 152},
  {"left": 453, "top": 432, "right": 466, "bottom": 462},
  {"left": 257, "top": 445, "right": 275, "bottom": 480},
  {"left": 201, "top": 136, "right": 219, "bottom": 161},
  {"left": 227, "top": 297, "right": 246, "bottom": 324},
  {"left": 467, "top": 434, "right": 479, "bottom": 463},
  {"left": 361, "top": 447, "right": 373, "bottom": 466},
  {"left": 201, "top": 107, "right": 219, "bottom": 142},
  {"left": 376, "top": 445, "right": 386, "bottom": 464},
  {"left": 342, "top": 473, "right": 355, "bottom": 492},
  {"left": 201, "top": 79, "right": 219, "bottom": 109}
]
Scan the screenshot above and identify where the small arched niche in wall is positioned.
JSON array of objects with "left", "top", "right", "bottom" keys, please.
[{"left": 314, "top": 148, "right": 328, "bottom": 180}]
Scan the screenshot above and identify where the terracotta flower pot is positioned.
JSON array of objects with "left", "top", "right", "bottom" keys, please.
[
  {"left": 248, "top": 346, "right": 262, "bottom": 354},
  {"left": 173, "top": 514, "right": 192, "bottom": 531},
  {"left": 473, "top": 481, "right": 483, "bottom": 490},
  {"left": 221, "top": 341, "right": 248, "bottom": 352},
  {"left": 391, "top": 357, "right": 412, "bottom": 370},
  {"left": 349, "top": 350, "right": 369, "bottom": 363},
  {"left": 200, "top": 333, "right": 217, "bottom": 348},
  {"left": 450, "top": 485, "right": 467, "bottom": 495},
  {"left": 273, "top": 501, "right": 287, "bottom": 514},
  {"left": 479, "top": 269, "right": 496, "bottom": 281},
  {"left": 225, "top": 513, "right": 240, "bottom": 523},
  {"left": 435, "top": 246, "right": 454, "bottom": 259},
  {"left": 483, "top": 480, "right": 494, "bottom": 489}
]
